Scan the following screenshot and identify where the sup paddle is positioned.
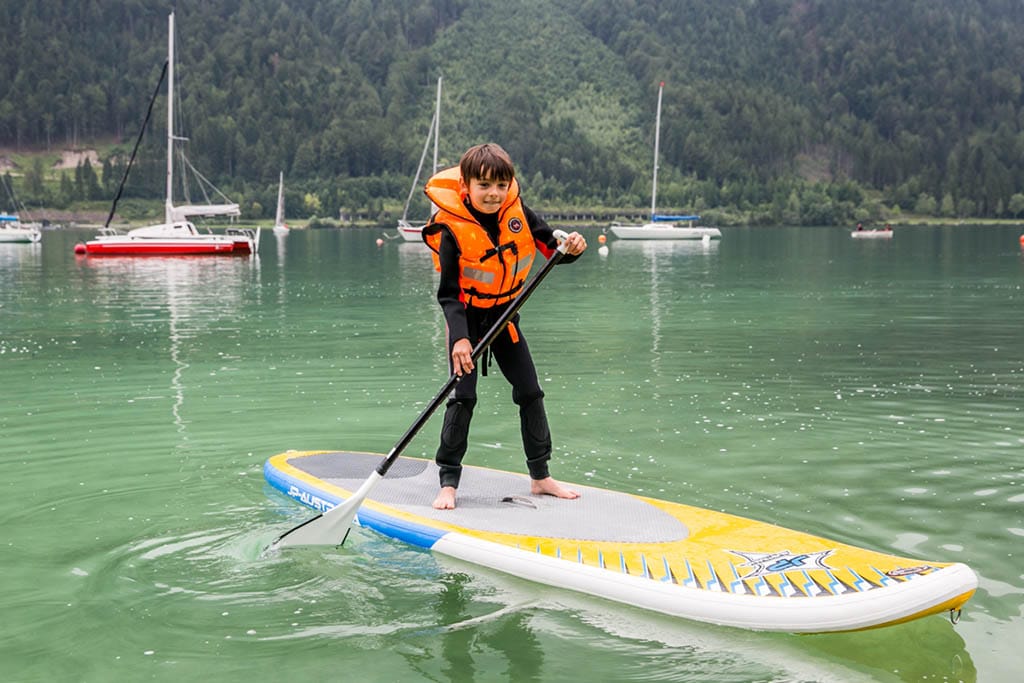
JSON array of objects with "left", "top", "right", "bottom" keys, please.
[{"left": 271, "top": 229, "right": 573, "bottom": 549}]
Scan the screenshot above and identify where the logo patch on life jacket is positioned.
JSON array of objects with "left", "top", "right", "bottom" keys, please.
[{"left": 508, "top": 218, "right": 524, "bottom": 233}]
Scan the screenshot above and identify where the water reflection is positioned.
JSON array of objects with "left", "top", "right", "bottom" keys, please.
[
  {"left": 274, "top": 232, "right": 288, "bottom": 307},
  {"left": 396, "top": 240, "right": 437, "bottom": 281},
  {"left": 395, "top": 240, "right": 445, "bottom": 359},
  {"left": 74, "top": 255, "right": 258, "bottom": 435},
  {"left": 0, "top": 241, "right": 42, "bottom": 270},
  {"left": 607, "top": 239, "right": 719, "bottom": 373},
  {"left": 406, "top": 571, "right": 543, "bottom": 683}
]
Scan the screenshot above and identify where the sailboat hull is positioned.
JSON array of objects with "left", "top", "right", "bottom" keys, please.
[
  {"left": 225, "top": 228, "right": 258, "bottom": 252},
  {"left": 610, "top": 223, "right": 721, "bottom": 240},
  {"left": 0, "top": 228, "right": 42, "bottom": 243},
  {"left": 0, "top": 215, "right": 41, "bottom": 242},
  {"left": 78, "top": 236, "right": 235, "bottom": 255},
  {"left": 397, "top": 221, "right": 424, "bottom": 241}
]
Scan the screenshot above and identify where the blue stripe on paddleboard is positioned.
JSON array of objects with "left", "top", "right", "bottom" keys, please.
[
  {"left": 800, "top": 571, "right": 819, "bottom": 596},
  {"left": 264, "top": 459, "right": 448, "bottom": 549},
  {"left": 871, "top": 566, "right": 898, "bottom": 586},
  {"left": 354, "top": 506, "right": 448, "bottom": 549},
  {"left": 264, "top": 459, "right": 342, "bottom": 513}
]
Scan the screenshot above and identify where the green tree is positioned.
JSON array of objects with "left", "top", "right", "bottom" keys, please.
[
  {"left": 940, "top": 192, "right": 956, "bottom": 218},
  {"left": 1008, "top": 193, "right": 1024, "bottom": 218},
  {"left": 23, "top": 158, "right": 47, "bottom": 202},
  {"left": 914, "top": 193, "right": 938, "bottom": 216}
]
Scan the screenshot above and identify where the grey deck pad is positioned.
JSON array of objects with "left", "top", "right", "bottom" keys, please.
[{"left": 295, "top": 451, "right": 689, "bottom": 543}]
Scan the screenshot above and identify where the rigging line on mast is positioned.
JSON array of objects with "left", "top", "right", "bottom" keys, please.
[
  {"left": 401, "top": 109, "right": 437, "bottom": 222},
  {"left": 104, "top": 60, "right": 168, "bottom": 228}
]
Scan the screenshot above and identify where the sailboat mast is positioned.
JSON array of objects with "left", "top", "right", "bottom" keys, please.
[
  {"left": 432, "top": 76, "right": 442, "bottom": 174},
  {"left": 275, "top": 172, "right": 285, "bottom": 226},
  {"left": 165, "top": 12, "right": 175, "bottom": 226},
  {"left": 651, "top": 81, "right": 664, "bottom": 220}
]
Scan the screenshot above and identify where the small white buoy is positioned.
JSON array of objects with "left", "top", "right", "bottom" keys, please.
[
  {"left": 375, "top": 238, "right": 384, "bottom": 247},
  {"left": 598, "top": 245, "right": 609, "bottom": 256}
]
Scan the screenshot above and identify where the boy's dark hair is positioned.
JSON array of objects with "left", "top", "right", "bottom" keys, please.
[{"left": 460, "top": 143, "right": 515, "bottom": 183}]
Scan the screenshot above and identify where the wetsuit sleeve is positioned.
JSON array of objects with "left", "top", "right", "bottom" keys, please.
[
  {"left": 437, "top": 227, "right": 471, "bottom": 343},
  {"left": 523, "top": 203, "right": 580, "bottom": 264}
]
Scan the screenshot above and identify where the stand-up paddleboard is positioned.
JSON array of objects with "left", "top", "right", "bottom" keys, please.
[{"left": 265, "top": 450, "right": 976, "bottom": 634}]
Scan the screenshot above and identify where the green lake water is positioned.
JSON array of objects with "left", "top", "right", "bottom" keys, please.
[{"left": 1, "top": 225, "right": 1021, "bottom": 682}]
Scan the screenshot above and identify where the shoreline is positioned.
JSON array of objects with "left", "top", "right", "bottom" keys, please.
[{"left": 18, "top": 207, "right": 1024, "bottom": 231}]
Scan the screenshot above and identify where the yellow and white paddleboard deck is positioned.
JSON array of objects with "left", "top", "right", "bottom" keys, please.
[{"left": 265, "top": 450, "right": 976, "bottom": 633}]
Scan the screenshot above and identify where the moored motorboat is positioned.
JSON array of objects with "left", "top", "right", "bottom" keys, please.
[{"left": 851, "top": 226, "right": 894, "bottom": 239}]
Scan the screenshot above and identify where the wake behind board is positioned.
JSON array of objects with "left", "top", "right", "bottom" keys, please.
[{"left": 264, "top": 450, "right": 976, "bottom": 633}]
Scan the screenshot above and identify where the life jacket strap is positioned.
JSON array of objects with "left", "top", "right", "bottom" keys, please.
[
  {"left": 464, "top": 278, "right": 524, "bottom": 303},
  {"left": 480, "top": 241, "right": 518, "bottom": 262}
]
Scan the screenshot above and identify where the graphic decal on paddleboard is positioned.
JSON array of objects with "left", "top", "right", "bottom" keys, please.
[
  {"left": 728, "top": 549, "right": 835, "bottom": 579},
  {"left": 886, "top": 565, "right": 935, "bottom": 578}
]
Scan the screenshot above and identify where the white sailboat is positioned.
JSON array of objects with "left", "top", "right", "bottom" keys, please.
[
  {"left": 397, "top": 76, "right": 442, "bottom": 242},
  {"left": 0, "top": 214, "right": 41, "bottom": 243},
  {"left": 77, "top": 12, "right": 254, "bottom": 256},
  {"left": 271, "top": 172, "right": 289, "bottom": 235},
  {"left": 1, "top": 175, "right": 42, "bottom": 243},
  {"left": 611, "top": 82, "right": 721, "bottom": 241}
]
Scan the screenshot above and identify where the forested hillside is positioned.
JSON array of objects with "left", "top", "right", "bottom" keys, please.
[{"left": 2, "top": 0, "right": 1024, "bottom": 225}]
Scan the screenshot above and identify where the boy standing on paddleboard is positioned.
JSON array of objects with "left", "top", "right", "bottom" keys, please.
[{"left": 422, "top": 143, "right": 587, "bottom": 510}]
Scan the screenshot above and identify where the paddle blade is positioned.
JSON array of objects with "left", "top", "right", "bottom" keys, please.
[{"left": 271, "top": 472, "right": 382, "bottom": 549}]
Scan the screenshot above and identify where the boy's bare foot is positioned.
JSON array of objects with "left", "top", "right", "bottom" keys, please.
[
  {"left": 531, "top": 477, "right": 580, "bottom": 500},
  {"left": 433, "top": 486, "right": 457, "bottom": 510}
]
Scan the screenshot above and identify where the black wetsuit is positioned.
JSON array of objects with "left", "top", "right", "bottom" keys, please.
[{"left": 432, "top": 201, "right": 578, "bottom": 489}]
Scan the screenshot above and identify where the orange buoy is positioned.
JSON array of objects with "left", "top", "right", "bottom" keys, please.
[
  {"left": 598, "top": 234, "right": 607, "bottom": 244},
  {"left": 1019, "top": 234, "right": 1024, "bottom": 247}
]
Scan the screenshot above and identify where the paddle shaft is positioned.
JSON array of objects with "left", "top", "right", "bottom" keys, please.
[{"left": 376, "top": 233, "right": 569, "bottom": 477}]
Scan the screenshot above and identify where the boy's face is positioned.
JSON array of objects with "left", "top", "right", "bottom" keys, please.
[{"left": 462, "top": 175, "right": 510, "bottom": 214}]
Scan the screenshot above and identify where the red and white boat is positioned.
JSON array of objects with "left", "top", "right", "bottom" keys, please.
[
  {"left": 77, "top": 223, "right": 235, "bottom": 255},
  {"left": 76, "top": 13, "right": 256, "bottom": 257}
]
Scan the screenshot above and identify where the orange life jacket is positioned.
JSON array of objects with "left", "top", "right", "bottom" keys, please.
[{"left": 422, "top": 166, "right": 537, "bottom": 308}]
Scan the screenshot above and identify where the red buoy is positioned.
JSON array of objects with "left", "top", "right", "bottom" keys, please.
[{"left": 73, "top": 243, "right": 87, "bottom": 255}]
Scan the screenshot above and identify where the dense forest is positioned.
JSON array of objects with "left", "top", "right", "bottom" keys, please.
[{"left": 3, "top": 0, "right": 1024, "bottom": 225}]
